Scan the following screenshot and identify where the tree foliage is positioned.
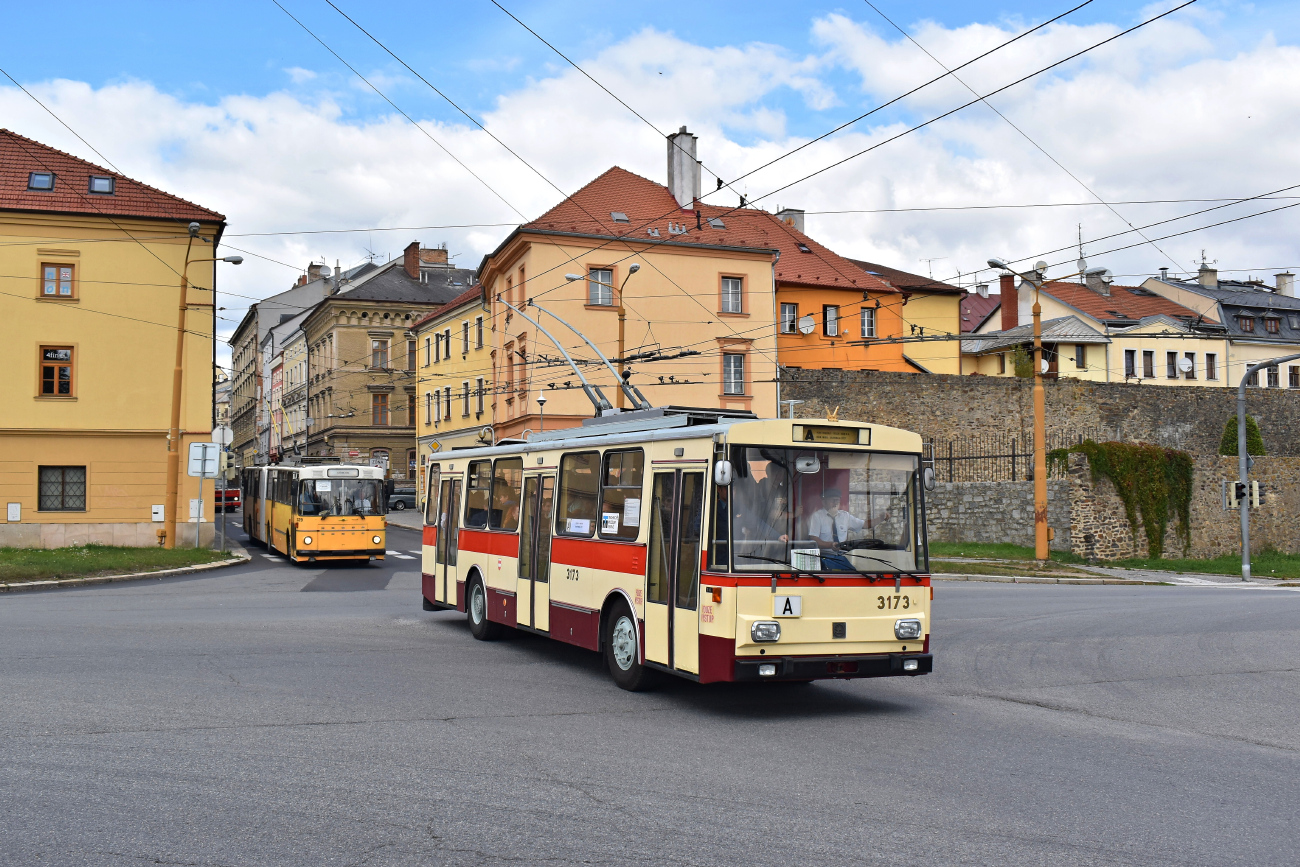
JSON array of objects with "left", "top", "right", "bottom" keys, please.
[{"left": 1219, "top": 415, "right": 1265, "bottom": 456}]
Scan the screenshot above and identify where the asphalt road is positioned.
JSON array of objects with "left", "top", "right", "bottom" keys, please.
[{"left": 1, "top": 513, "right": 1296, "bottom": 866}]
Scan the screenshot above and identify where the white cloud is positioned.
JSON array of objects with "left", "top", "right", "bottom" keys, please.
[
  {"left": 2, "top": 10, "right": 1297, "bottom": 372},
  {"left": 284, "top": 67, "right": 317, "bottom": 84}
]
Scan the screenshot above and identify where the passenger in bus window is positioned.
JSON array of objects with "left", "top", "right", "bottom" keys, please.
[{"left": 298, "top": 481, "right": 320, "bottom": 515}]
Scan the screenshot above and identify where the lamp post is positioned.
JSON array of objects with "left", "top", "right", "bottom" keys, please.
[
  {"left": 164, "top": 233, "right": 242, "bottom": 550},
  {"left": 1235, "top": 353, "right": 1300, "bottom": 581},
  {"left": 537, "top": 391, "right": 547, "bottom": 432},
  {"left": 566, "top": 264, "right": 640, "bottom": 408},
  {"left": 988, "top": 258, "right": 1106, "bottom": 562}
]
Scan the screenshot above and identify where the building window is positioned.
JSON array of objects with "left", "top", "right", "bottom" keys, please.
[
  {"left": 476, "top": 378, "right": 485, "bottom": 415},
  {"left": 861, "top": 307, "right": 876, "bottom": 339},
  {"left": 41, "top": 263, "right": 75, "bottom": 298},
  {"left": 998, "top": 353, "right": 1006, "bottom": 374},
  {"left": 823, "top": 305, "right": 839, "bottom": 337},
  {"left": 1206, "top": 353, "right": 1218, "bottom": 380},
  {"left": 407, "top": 396, "right": 416, "bottom": 426},
  {"left": 475, "top": 316, "right": 484, "bottom": 348},
  {"left": 1265, "top": 317, "right": 1281, "bottom": 334},
  {"left": 721, "top": 276, "right": 744, "bottom": 314},
  {"left": 1183, "top": 353, "right": 1196, "bottom": 380},
  {"left": 588, "top": 268, "right": 613, "bottom": 306},
  {"left": 444, "top": 329, "right": 451, "bottom": 361},
  {"left": 372, "top": 393, "right": 389, "bottom": 425},
  {"left": 1124, "top": 350, "right": 1136, "bottom": 378},
  {"left": 371, "top": 339, "right": 389, "bottom": 369},
  {"left": 1267, "top": 365, "right": 1280, "bottom": 389},
  {"left": 425, "top": 392, "right": 433, "bottom": 425},
  {"left": 780, "top": 303, "right": 797, "bottom": 333},
  {"left": 38, "top": 466, "right": 85, "bottom": 511},
  {"left": 88, "top": 175, "right": 115, "bottom": 194},
  {"left": 434, "top": 392, "right": 442, "bottom": 424},
  {"left": 1291, "top": 366, "right": 1300, "bottom": 389},
  {"left": 1166, "top": 351, "right": 1178, "bottom": 379},
  {"left": 723, "top": 353, "right": 745, "bottom": 395},
  {"left": 1142, "top": 351, "right": 1154, "bottom": 379},
  {"left": 1247, "top": 369, "right": 1259, "bottom": 387},
  {"left": 407, "top": 340, "right": 416, "bottom": 371},
  {"left": 39, "top": 346, "right": 74, "bottom": 396},
  {"left": 424, "top": 337, "right": 431, "bottom": 366},
  {"left": 28, "top": 172, "right": 54, "bottom": 190},
  {"left": 444, "top": 387, "right": 452, "bottom": 421},
  {"left": 1075, "top": 344, "right": 1087, "bottom": 369},
  {"left": 1238, "top": 316, "right": 1255, "bottom": 333},
  {"left": 462, "top": 381, "right": 470, "bottom": 416},
  {"left": 462, "top": 322, "right": 470, "bottom": 355}
]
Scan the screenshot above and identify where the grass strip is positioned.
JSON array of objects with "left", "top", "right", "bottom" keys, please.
[
  {"left": 929, "top": 542, "right": 1300, "bottom": 579},
  {"left": 0, "top": 544, "right": 229, "bottom": 583}
]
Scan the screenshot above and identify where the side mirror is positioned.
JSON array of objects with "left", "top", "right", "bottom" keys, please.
[
  {"left": 923, "top": 466, "right": 936, "bottom": 491},
  {"left": 713, "top": 460, "right": 733, "bottom": 487}
]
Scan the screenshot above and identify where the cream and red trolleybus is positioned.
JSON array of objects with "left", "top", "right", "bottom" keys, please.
[{"left": 420, "top": 407, "right": 932, "bottom": 690}]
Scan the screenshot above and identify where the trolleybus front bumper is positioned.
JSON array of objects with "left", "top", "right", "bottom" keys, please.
[
  {"left": 734, "top": 652, "right": 932, "bottom": 682},
  {"left": 295, "top": 549, "right": 386, "bottom": 560}
]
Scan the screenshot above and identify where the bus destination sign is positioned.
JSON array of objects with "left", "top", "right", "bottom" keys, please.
[{"left": 793, "top": 424, "right": 868, "bottom": 445}]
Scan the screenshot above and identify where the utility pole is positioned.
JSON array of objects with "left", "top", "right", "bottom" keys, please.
[{"left": 1236, "top": 353, "right": 1300, "bottom": 580}]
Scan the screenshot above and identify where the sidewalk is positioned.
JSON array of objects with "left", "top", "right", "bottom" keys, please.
[{"left": 386, "top": 509, "right": 423, "bottom": 531}]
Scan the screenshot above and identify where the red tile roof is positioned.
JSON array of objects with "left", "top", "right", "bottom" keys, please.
[
  {"left": 412, "top": 283, "right": 484, "bottom": 329},
  {"left": 1040, "top": 280, "right": 1213, "bottom": 323},
  {"left": 0, "top": 129, "right": 224, "bottom": 223},
  {"left": 959, "top": 292, "right": 1001, "bottom": 332},
  {"left": 522, "top": 167, "right": 896, "bottom": 294},
  {"left": 847, "top": 259, "right": 962, "bottom": 294}
]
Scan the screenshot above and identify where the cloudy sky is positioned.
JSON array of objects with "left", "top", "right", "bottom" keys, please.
[{"left": 4, "top": 0, "right": 1297, "bottom": 367}]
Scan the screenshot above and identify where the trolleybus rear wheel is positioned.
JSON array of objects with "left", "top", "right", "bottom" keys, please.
[
  {"left": 467, "top": 578, "right": 503, "bottom": 641},
  {"left": 604, "top": 603, "right": 656, "bottom": 691}
]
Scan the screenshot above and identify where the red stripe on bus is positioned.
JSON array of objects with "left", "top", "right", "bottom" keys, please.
[
  {"left": 422, "top": 525, "right": 437, "bottom": 547},
  {"left": 699, "top": 574, "right": 930, "bottom": 588},
  {"left": 551, "top": 537, "right": 646, "bottom": 575},
  {"left": 458, "top": 528, "right": 520, "bottom": 557}
]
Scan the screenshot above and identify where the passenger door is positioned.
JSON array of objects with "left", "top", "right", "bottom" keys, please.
[
  {"left": 644, "top": 471, "right": 705, "bottom": 673},
  {"left": 435, "top": 479, "right": 461, "bottom": 605},
  {"left": 517, "top": 475, "right": 556, "bottom": 631}
]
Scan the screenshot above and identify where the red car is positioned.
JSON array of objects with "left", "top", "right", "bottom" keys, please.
[{"left": 217, "top": 487, "right": 241, "bottom": 513}]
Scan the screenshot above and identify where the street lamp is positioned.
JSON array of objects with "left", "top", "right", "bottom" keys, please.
[
  {"left": 1235, "top": 353, "right": 1300, "bottom": 580},
  {"left": 537, "top": 391, "right": 547, "bottom": 432},
  {"left": 164, "top": 238, "right": 242, "bottom": 550},
  {"left": 566, "top": 263, "right": 641, "bottom": 408},
  {"left": 987, "top": 258, "right": 1106, "bottom": 562}
]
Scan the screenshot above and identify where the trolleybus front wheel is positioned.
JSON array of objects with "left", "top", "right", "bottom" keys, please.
[
  {"left": 467, "top": 578, "right": 503, "bottom": 641},
  {"left": 604, "top": 603, "right": 656, "bottom": 691}
]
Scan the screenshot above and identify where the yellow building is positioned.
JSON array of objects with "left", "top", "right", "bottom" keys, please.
[
  {"left": 413, "top": 285, "right": 492, "bottom": 502},
  {"left": 846, "top": 259, "right": 963, "bottom": 374},
  {"left": 0, "top": 129, "right": 225, "bottom": 547}
]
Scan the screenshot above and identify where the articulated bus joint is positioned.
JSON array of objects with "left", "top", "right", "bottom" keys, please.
[{"left": 734, "top": 653, "right": 932, "bottom": 682}]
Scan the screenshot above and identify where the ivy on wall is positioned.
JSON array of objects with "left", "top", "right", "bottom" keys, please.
[
  {"left": 1048, "top": 440, "right": 1193, "bottom": 558},
  {"left": 1219, "top": 415, "right": 1266, "bottom": 456}
]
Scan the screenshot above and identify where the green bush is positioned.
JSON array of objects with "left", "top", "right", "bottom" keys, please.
[
  {"left": 1219, "top": 415, "right": 1265, "bottom": 456},
  {"left": 1011, "top": 345, "right": 1034, "bottom": 378}
]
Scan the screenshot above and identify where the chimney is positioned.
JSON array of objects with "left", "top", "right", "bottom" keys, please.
[
  {"left": 999, "top": 273, "right": 1018, "bottom": 331},
  {"left": 419, "top": 244, "right": 449, "bottom": 266},
  {"left": 1198, "top": 263, "right": 1218, "bottom": 289},
  {"left": 296, "top": 274, "right": 308, "bottom": 287},
  {"left": 667, "top": 126, "right": 700, "bottom": 209},
  {"left": 1159, "top": 266, "right": 1169, "bottom": 281},
  {"left": 307, "top": 263, "right": 324, "bottom": 283},
  {"left": 1085, "top": 271, "right": 1112, "bottom": 296},
  {"left": 776, "top": 207, "right": 805, "bottom": 234},
  {"left": 1276, "top": 272, "right": 1295, "bottom": 297},
  {"left": 403, "top": 241, "right": 420, "bottom": 279}
]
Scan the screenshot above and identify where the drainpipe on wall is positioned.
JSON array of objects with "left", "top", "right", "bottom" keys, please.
[{"left": 772, "top": 252, "right": 781, "bottom": 416}]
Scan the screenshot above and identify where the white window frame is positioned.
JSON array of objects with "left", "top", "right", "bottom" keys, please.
[
  {"left": 476, "top": 378, "right": 485, "bottom": 415},
  {"left": 823, "top": 305, "right": 839, "bottom": 337},
  {"left": 723, "top": 353, "right": 745, "bottom": 395},
  {"left": 780, "top": 303, "right": 797, "bottom": 334},
  {"left": 860, "top": 307, "right": 876, "bottom": 339},
  {"left": 588, "top": 268, "right": 613, "bottom": 306},
  {"left": 721, "top": 277, "right": 743, "bottom": 314}
]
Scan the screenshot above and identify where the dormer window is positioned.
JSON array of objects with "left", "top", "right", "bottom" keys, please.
[
  {"left": 707, "top": 217, "right": 725, "bottom": 229},
  {"left": 1238, "top": 316, "right": 1255, "bottom": 333},
  {"left": 88, "top": 176, "right": 115, "bottom": 194},
  {"left": 610, "top": 211, "right": 629, "bottom": 223},
  {"left": 28, "top": 172, "right": 54, "bottom": 190},
  {"left": 1265, "top": 317, "right": 1281, "bottom": 334}
]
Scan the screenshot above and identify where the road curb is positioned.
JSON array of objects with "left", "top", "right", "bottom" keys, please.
[
  {"left": 933, "top": 573, "right": 1169, "bottom": 586},
  {"left": 0, "top": 551, "right": 252, "bottom": 595}
]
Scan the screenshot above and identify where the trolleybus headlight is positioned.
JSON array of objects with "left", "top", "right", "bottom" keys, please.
[
  {"left": 758, "top": 663, "right": 777, "bottom": 677},
  {"left": 894, "top": 619, "right": 923, "bottom": 640},
  {"left": 372, "top": 535, "right": 382, "bottom": 545},
  {"left": 751, "top": 621, "right": 781, "bottom": 643},
  {"left": 302, "top": 536, "right": 312, "bottom": 546},
  {"left": 903, "top": 659, "right": 919, "bottom": 671}
]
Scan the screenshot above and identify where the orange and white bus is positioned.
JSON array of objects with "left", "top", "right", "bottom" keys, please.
[
  {"left": 243, "top": 464, "right": 387, "bottom": 563},
  {"left": 421, "top": 408, "right": 933, "bottom": 690}
]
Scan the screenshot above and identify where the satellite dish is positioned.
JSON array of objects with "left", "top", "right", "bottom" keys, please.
[
  {"left": 1177, "top": 356, "right": 1193, "bottom": 374},
  {"left": 798, "top": 315, "right": 816, "bottom": 335},
  {"left": 1041, "top": 359, "right": 1050, "bottom": 375},
  {"left": 319, "top": 265, "right": 332, "bottom": 278},
  {"left": 1076, "top": 258, "right": 1087, "bottom": 273},
  {"left": 1035, "top": 260, "right": 1049, "bottom": 276},
  {"left": 976, "top": 283, "right": 989, "bottom": 299}
]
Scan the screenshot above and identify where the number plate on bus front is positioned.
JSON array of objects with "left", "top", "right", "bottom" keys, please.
[{"left": 774, "top": 596, "right": 802, "bottom": 617}]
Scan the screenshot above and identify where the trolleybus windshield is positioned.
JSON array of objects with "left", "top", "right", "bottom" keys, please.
[
  {"left": 297, "top": 478, "right": 386, "bottom": 517},
  {"left": 726, "top": 447, "right": 918, "bottom": 573}
]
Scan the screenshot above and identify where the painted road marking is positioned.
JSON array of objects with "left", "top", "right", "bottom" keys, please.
[{"left": 387, "top": 551, "right": 415, "bottom": 560}]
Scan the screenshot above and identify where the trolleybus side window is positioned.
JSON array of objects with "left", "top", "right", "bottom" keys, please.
[
  {"left": 598, "top": 449, "right": 643, "bottom": 540},
  {"left": 424, "top": 465, "right": 441, "bottom": 526},
  {"left": 556, "top": 451, "right": 599, "bottom": 536},
  {"left": 708, "top": 480, "right": 730, "bottom": 571},
  {"left": 489, "top": 458, "right": 523, "bottom": 531},
  {"left": 464, "top": 461, "right": 491, "bottom": 528},
  {"left": 676, "top": 473, "right": 704, "bottom": 610}
]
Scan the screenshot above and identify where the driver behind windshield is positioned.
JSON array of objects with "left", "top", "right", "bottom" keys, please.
[{"left": 807, "top": 487, "right": 891, "bottom": 569}]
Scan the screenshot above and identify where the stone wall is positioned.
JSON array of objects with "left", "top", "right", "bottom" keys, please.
[
  {"left": 926, "top": 480, "right": 1071, "bottom": 551},
  {"left": 782, "top": 369, "right": 1300, "bottom": 455},
  {"left": 0, "top": 521, "right": 215, "bottom": 549},
  {"left": 1068, "top": 453, "right": 1300, "bottom": 560}
]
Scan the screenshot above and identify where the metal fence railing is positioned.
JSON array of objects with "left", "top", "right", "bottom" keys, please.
[{"left": 924, "top": 432, "right": 1104, "bottom": 483}]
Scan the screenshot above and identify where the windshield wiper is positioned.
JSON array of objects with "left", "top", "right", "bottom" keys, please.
[{"left": 734, "top": 552, "right": 827, "bottom": 589}]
